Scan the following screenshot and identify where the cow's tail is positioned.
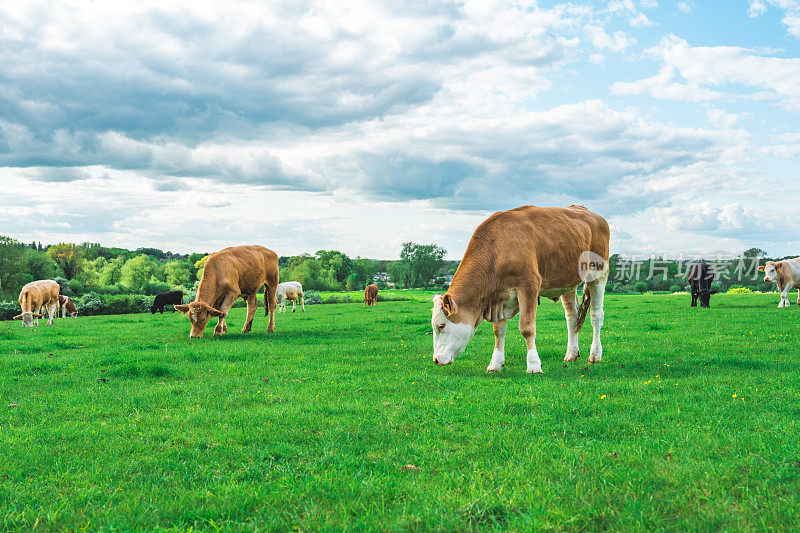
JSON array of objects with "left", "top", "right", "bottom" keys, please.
[{"left": 574, "top": 286, "right": 591, "bottom": 333}]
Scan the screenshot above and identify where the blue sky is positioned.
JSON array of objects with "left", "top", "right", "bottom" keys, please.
[{"left": 1, "top": 0, "right": 799, "bottom": 259}]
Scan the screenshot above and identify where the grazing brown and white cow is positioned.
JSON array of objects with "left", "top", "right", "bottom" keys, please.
[
  {"left": 14, "top": 280, "right": 61, "bottom": 327},
  {"left": 175, "top": 245, "right": 279, "bottom": 338},
  {"left": 58, "top": 295, "right": 78, "bottom": 318},
  {"left": 759, "top": 258, "right": 800, "bottom": 308},
  {"left": 364, "top": 284, "right": 378, "bottom": 306},
  {"left": 277, "top": 281, "right": 305, "bottom": 313},
  {"left": 431, "top": 205, "right": 610, "bottom": 374}
]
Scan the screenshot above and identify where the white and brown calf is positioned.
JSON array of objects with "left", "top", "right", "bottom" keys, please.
[
  {"left": 276, "top": 281, "right": 305, "bottom": 313},
  {"left": 759, "top": 258, "right": 800, "bottom": 308},
  {"left": 58, "top": 295, "right": 78, "bottom": 318}
]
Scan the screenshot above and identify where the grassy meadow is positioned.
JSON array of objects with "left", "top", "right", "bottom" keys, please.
[{"left": 1, "top": 291, "right": 799, "bottom": 531}]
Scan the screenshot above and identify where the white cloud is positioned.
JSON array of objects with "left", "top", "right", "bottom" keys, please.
[
  {"left": 629, "top": 13, "right": 654, "bottom": 26},
  {"left": 747, "top": 0, "right": 800, "bottom": 37},
  {"left": 585, "top": 25, "right": 634, "bottom": 52},
  {"left": 611, "top": 35, "right": 800, "bottom": 111}
]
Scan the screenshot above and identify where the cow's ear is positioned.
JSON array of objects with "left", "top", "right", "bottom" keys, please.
[
  {"left": 758, "top": 265, "right": 765, "bottom": 272},
  {"left": 205, "top": 304, "right": 224, "bottom": 318},
  {"left": 12, "top": 314, "right": 22, "bottom": 320},
  {"left": 442, "top": 293, "right": 458, "bottom": 317},
  {"left": 174, "top": 304, "right": 190, "bottom": 314}
]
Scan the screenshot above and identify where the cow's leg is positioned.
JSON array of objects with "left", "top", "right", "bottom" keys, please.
[
  {"left": 300, "top": 293, "right": 305, "bottom": 312},
  {"left": 265, "top": 283, "right": 277, "bottom": 333},
  {"left": 691, "top": 288, "right": 698, "bottom": 307},
  {"left": 46, "top": 303, "right": 56, "bottom": 326},
  {"left": 213, "top": 292, "right": 238, "bottom": 336},
  {"left": 517, "top": 282, "right": 542, "bottom": 374},
  {"left": 587, "top": 274, "right": 608, "bottom": 364},
  {"left": 779, "top": 285, "right": 789, "bottom": 308},
  {"left": 562, "top": 288, "right": 580, "bottom": 362},
  {"left": 486, "top": 319, "right": 507, "bottom": 373},
  {"left": 292, "top": 297, "right": 296, "bottom": 313},
  {"left": 796, "top": 288, "right": 800, "bottom": 307},
  {"left": 242, "top": 293, "right": 257, "bottom": 333}
]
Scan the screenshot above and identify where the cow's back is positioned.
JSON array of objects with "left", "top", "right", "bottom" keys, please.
[
  {"left": 206, "top": 245, "right": 278, "bottom": 294},
  {"left": 19, "top": 280, "right": 60, "bottom": 310},
  {"left": 464, "top": 206, "right": 610, "bottom": 291}
]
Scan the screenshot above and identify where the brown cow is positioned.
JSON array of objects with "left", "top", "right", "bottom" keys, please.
[
  {"left": 14, "top": 280, "right": 61, "bottom": 327},
  {"left": 175, "top": 245, "right": 279, "bottom": 338},
  {"left": 364, "top": 284, "right": 379, "bottom": 306},
  {"left": 58, "top": 295, "right": 79, "bottom": 318},
  {"left": 759, "top": 258, "right": 800, "bottom": 308},
  {"left": 431, "top": 205, "right": 610, "bottom": 374}
]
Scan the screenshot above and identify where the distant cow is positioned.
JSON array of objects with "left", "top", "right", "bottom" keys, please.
[
  {"left": 151, "top": 290, "right": 183, "bottom": 314},
  {"left": 364, "top": 284, "right": 379, "bottom": 306},
  {"left": 58, "top": 295, "right": 78, "bottom": 318},
  {"left": 14, "top": 280, "right": 60, "bottom": 327},
  {"left": 277, "top": 282, "right": 305, "bottom": 313},
  {"left": 759, "top": 258, "right": 800, "bottom": 308},
  {"left": 688, "top": 262, "right": 715, "bottom": 308},
  {"left": 175, "top": 245, "right": 279, "bottom": 338}
]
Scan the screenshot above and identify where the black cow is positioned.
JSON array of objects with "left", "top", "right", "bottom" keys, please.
[
  {"left": 688, "top": 262, "right": 715, "bottom": 308},
  {"left": 151, "top": 290, "right": 183, "bottom": 314}
]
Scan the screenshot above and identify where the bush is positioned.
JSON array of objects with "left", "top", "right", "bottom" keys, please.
[
  {"left": 141, "top": 281, "right": 172, "bottom": 295},
  {"left": 376, "top": 293, "right": 408, "bottom": 302},
  {"left": 79, "top": 292, "right": 105, "bottom": 315},
  {"left": 68, "top": 278, "right": 84, "bottom": 296},
  {"left": 0, "top": 301, "right": 20, "bottom": 321},
  {"left": 634, "top": 281, "right": 648, "bottom": 293},
  {"left": 303, "top": 290, "right": 323, "bottom": 305},
  {"left": 105, "top": 295, "right": 150, "bottom": 315},
  {"left": 323, "top": 293, "right": 353, "bottom": 304},
  {"left": 669, "top": 285, "right": 681, "bottom": 293},
  {"left": 95, "top": 284, "right": 128, "bottom": 295}
]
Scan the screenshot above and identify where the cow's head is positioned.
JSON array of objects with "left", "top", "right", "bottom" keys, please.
[
  {"left": 13, "top": 311, "right": 42, "bottom": 327},
  {"left": 758, "top": 261, "right": 779, "bottom": 283},
  {"left": 431, "top": 294, "right": 477, "bottom": 366},
  {"left": 174, "top": 302, "right": 224, "bottom": 338}
]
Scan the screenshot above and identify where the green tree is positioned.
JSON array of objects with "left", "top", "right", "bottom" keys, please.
[
  {"left": 398, "top": 242, "right": 447, "bottom": 288},
  {"left": 743, "top": 247, "right": 768, "bottom": 258},
  {"left": 99, "top": 257, "right": 125, "bottom": 285},
  {"left": 22, "top": 249, "right": 60, "bottom": 280},
  {"left": 387, "top": 260, "right": 412, "bottom": 289},
  {"left": 120, "top": 254, "right": 153, "bottom": 290},
  {"left": 46, "top": 243, "right": 84, "bottom": 279},
  {"left": 0, "top": 236, "right": 26, "bottom": 292},
  {"left": 194, "top": 255, "right": 209, "bottom": 280},
  {"left": 164, "top": 261, "right": 193, "bottom": 286}
]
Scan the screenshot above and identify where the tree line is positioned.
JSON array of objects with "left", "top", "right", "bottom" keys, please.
[{"left": 0, "top": 236, "right": 455, "bottom": 300}]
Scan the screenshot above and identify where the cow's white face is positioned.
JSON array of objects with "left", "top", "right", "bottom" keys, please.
[
  {"left": 762, "top": 262, "right": 778, "bottom": 282},
  {"left": 431, "top": 295, "right": 476, "bottom": 366},
  {"left": 175, "top": 302, "right": 224, "bottom": 338},
  {"left": 14, "top": 311, "right": 41, "bottom": 327}
]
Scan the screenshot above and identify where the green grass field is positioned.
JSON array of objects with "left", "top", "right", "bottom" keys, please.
[{"left": 1, "top": 292, "right": 799, "bottom": 531}]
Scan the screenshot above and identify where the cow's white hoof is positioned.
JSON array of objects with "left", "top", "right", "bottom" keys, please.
[
  {"left": 486, "top": 363, "right": 503, "bottom": 373},
  {"left": 564, "top": 350, "right": 579, "bottom": 363},
  {"left": 526, "top": 366, "right": 543, "bottom": 374},
  {"left": 589, "top": 350, "right": 602, "bottom": 363}
]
